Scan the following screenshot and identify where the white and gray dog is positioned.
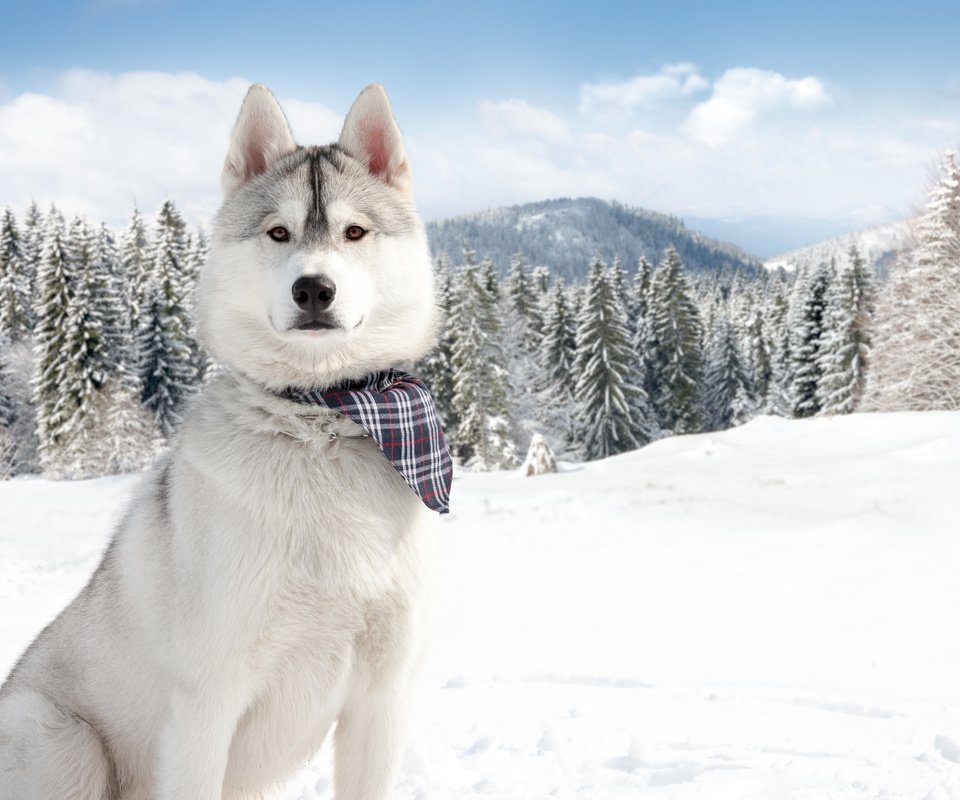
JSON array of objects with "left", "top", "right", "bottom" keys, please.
[{"left": 0, "top": 84, "right": 442, "bottom": 799}]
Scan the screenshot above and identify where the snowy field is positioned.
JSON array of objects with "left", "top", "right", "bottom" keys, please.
[{"left": 2, "top": 412, "right": 960, "bottom": 798}]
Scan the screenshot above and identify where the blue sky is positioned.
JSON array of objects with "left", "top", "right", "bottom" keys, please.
[{"left": 3, "top": 0, "right": 960, "bottom": 254}]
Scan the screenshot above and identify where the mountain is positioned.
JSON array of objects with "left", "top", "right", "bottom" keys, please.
[
  {"left": 764, "top": 219, "right": 913, "bottom": 278},
  {"left": 425, "top": 197, "right": 762, "bottom": 280}
]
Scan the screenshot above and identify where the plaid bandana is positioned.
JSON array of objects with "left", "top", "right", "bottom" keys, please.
[{"left": 280, "top": 370, "right": 453, "bottom": 514}]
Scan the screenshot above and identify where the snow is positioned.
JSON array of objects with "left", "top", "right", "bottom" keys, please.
[
  {"left": 3, "top": 411, "right": 960, "bottom": 798},
  {"left": 764, "top": 219, "right": 913, "bottom": 277}
]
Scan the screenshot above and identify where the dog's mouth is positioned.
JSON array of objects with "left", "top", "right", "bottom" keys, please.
[
  {"left": 287, "top": 312, "right": 364, "bottom": 335},
  {"left": 296, "top": 320, "right": 338, "bottom": 331},
  {"left": 291, "top": 310, "right": 340, "bottom": 332}
]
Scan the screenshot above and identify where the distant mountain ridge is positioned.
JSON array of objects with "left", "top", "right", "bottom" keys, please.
[
  {"left": 764, "top": 219, "right": 913, "bottom": 278},
  {"left": 425, "top": 197, "right": 762, "bottom": 280}
]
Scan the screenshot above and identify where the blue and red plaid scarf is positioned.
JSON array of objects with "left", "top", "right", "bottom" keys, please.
[{"left": 280, "top": 370, "right": 453, "bottom": 514}]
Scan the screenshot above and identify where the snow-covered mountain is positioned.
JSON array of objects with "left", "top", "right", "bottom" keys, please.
[
  {"left": 764, "top": 218, "right": 913, "bottom": 278},
  {"left": 4, "top": 411, "right": 960, "bottom": 798},
  {"left": 426, "top": 197, "right": 762, "bottom": 280}
]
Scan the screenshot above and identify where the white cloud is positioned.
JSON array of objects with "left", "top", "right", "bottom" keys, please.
[
  {"left": 0, "top": 67, "right": 952, "bottom": 251},
  {"left": 478, "top": 98, "right": 570, "bottom": 144},
  {"left": 682, "top": 68, "right": 831, "bottom": 147},
  {"left": 0, "top": 70, "right": 341, "bottom": 228},
  {"left": 579, "top": 63, "right": 708, "bottom": 115}
]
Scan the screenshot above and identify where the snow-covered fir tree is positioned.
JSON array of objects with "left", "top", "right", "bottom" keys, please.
[
  {"left": 138, "top": 200, "right": 199, "bottom": 437},
  {"left": 817, "top": 245, "right": 873, "bottom": 414},
  {"left": 47, "top": 217, "right": 114, "bottom": 477},
  {"left": 0, "top": 340, "right": 13, "bottom": 432},
  {"left": 0, "top": 351, "right": 11, "bottom": 477},
  {"left": 864, "top": 150, "right": 960, "bottom": 411},
  {"left": 788, "top": 260, "right": 833, "bottom": 417},
  {"left": 763, "top": 274, "right": 793, "bottom": 414},
  {"left": 479, "top": 257, "right": 501, "bottom": 304},
  {"left": 573, "top": 255, "right": 655, "bottom": 460},
  {"left": 702, "top": 317, "right": 754, "bottom": 431},
  {"left": 742, "top": 307, "right": 773, "bottom": 409},
  {"left": 120, "top": 203, "right": 151, "bottom": 358},
  {"left": 450, "top": 262, "right": 516, "bottom": 470},
  {"left": 532, "top": 265, "right": 550, "bottom": 297},
  {"left": 0, "top": 365, "right": 12, "bottom": 459},
  {"left": 647, "top": 247, "right": 704, "bottom": 433},
  {"left": 504, "top": 251, "right": 542, "bottom": 353},
  {"left": 0, "top": 208, "right": 30, "bottom": 342},
  {"left": 627, "top": 256, "right": 653, "bottom": 330},
  {"left": 90, "top": 221, "right": 129, "bottom": 375},
  {"left": 20, "top": 201, "right": 44, "bottom": 327},
  {"left": 185, "top": 225, "right": 212, "bottom": 380},
  {"left": 418, "top": 253, "right": 458, "bottom": 428},
  {"left": 609, "top": 254, "right": 629, "bottom": 312},
  {"left": 502, "top": 252, "right": 544, "bottom": 445},
  {"left": 32, "top": 209, "right": 75, "bottom": 475},
  {"left": 537, "top": 275, "right": 578, "bottom": 448}
]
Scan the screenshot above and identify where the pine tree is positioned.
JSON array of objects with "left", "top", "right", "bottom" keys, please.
[
  {"left": 90, "top": 221, "right": 128, "bottom": 375},
  {"left": 743, "top": 307, "right": 773, "bottom": 408},
  {"left": 0, "top": 336, "right": 14, "bottom": 436},
  {"left": 418, "top": 253, "right": 458, "bottom": 428},
  {"left": 864, "top": 150, "right": 960, "bottom": 410},
  {"left": 450, "top": 262, "right": 516, "bottom": 470},
  {"left": 32, "top": 209, "right": 74, "bottom": 474},
  {"left": 20, "top": 201, "right": 44, "bottom": 328},
  {"left": 537, "top": 276, "right": 578, "bottom": 446},
  {"left": 501, "top": 252, "right": 545, "bottom": 446},
  {"left": 121, "top": 203, "right": 151, "bottom": 357},
  {"left": 479, "top": 257, "right": 500, "bottom": 303},
  {"left": 788, "top": 260, "right": 832, "bottom": 417},
  {"left": 47, "top": 217, "right": 113, "bottom": 477},
  {"left": 185, "top": 225, "right": 211, "bottom": 380},
  {"left": 647, "top": 248, "right": 704, "bottom": 433},
  {"left": 504, "top": 252, "right": 542, "bottom": 354},
  {"left": 573, "top": 256, "right": 654, "bottom": 460},
  {"left": 0, "top": 341, "right": 12, "bottom": 478},
  {"left": 627, "top": 256, "right": 653, "bottom": 331},
  {"left": 609, "top": 254, "right": 629, "bottom": 311},
  {"left": 702, "top": 317, "right": 754, "bottom": 431},
  {"left": 0, "top": 208, "right": 30, "bottom": 342},
  {"left": 139, "top": 200, "right": 198, "bottom": 437},
  {"left": 818, "top": 245, "right": 873, "bottom": 414},
  {"left": 532, "top": 265, "right": 550, "bottom": 297},
  {"left": 764, "top": 274, "right": 794, "bottom": 414}
]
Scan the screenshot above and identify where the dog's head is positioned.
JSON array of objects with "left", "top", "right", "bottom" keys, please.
[{"left": 198, "top": 84, "right": 437, "bottom": 391}]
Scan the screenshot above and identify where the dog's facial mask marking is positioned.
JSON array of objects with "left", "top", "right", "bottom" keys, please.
[{"left": 201, "top": 83, "right": 437, "bottom": 391}]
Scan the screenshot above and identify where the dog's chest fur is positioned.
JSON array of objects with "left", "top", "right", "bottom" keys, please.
[{"left": 108, "top": 373, "right": 436, "bottom": 788}]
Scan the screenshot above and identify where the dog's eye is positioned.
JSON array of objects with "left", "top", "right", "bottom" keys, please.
[
  {"left": 267, "top": 226, "right": 289, "bottom": 243},
  {"left": 345, "top": 224, "right": 367, "bottom": 241}
]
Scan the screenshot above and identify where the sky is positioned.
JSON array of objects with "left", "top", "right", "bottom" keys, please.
[{"left": 3, "top": 0, "right": 960, "bottom": 256}]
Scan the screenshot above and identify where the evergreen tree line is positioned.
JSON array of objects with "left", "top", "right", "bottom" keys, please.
[
  {"left": 417, "top": 240, "right": 875, "bottom": 470},
  {"left": 0, "top": 200, "right": 207, "bottom": 478},
  {"left": 6, "top": 146, "right": 959, "bottom": 478}
]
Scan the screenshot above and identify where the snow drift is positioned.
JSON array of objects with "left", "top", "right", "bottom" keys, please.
[{"left": 1, "top": 411, "right": 959, "bottom": 798}]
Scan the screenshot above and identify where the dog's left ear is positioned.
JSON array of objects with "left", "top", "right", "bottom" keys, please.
[
  {"left": 222, "top": 84, "right": 297, "bottom": 196},
  {"left": 339, "top": 84, "right": 412, "bottom": 195}
]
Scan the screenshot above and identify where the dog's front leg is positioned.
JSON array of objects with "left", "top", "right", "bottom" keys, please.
[
  {"left": 334, "top": 680, "right": 409, "bottom": 800},
  {"left": 154, "top": 686, "right": 241, "bottom": 800}
]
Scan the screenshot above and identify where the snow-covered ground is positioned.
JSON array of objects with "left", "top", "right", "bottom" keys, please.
[
  {"left": 764, "top": 218, "right": 912, "bottom": 278},
  {"left": 2, "top": 412, "right": 960, "bottom": 798}
]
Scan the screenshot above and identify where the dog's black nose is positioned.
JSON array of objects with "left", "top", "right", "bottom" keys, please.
[{"left": 292, "top": 275, "right": 336, "bottom": 312}]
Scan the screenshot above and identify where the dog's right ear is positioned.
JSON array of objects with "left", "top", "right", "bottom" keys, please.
[{"left": 222, "top": 84, "right": 297, "bottom": 196}]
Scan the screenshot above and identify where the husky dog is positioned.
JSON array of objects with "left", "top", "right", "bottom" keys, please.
[{"left": 0, "top": 84, "right": 441, "bottom": 799}]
